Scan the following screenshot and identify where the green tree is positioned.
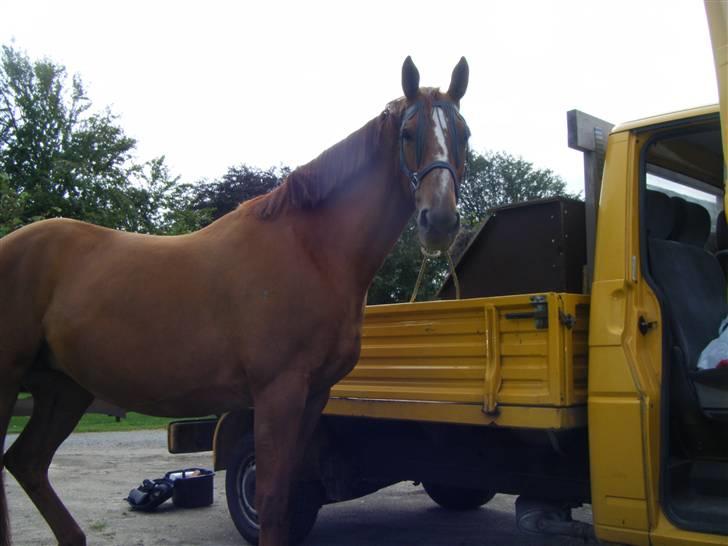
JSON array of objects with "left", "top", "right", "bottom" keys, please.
[
  {"left": 120, "top": 157, "right": 211, "bottom": 235},
  {"left": 0, "top": 170, "right": 26, "bottom": 236},
  {"left": 0, "top": 45, "right": 200, "bottom": 235},
  {"left": 368, "top": 150, "right": 578, "bottom": 305},
  {"left": 459, "top": 150, "right": 576, "bottom": 227},
  {"left": 367, "top": 221, "right": 424, "bottom": 304},
  {"left": 191, "top": 164, "right": 287, "bottom": 223}
]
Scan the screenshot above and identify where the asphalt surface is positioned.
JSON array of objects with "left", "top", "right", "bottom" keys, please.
[{"left": 3, "top": 430, "right": 594, "bottom": 546}]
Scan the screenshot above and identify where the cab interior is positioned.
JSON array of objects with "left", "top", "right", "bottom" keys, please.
[{"left": 641, "top": 112, "right": 728, "bottom": 536}]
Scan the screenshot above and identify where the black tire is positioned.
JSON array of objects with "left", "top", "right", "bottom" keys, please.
[
  {"left": 422, "top": 481, "right": 495, "bottom": 511},
  {"left": 225, "top": 433, "right": 323, "bottom": 545}
]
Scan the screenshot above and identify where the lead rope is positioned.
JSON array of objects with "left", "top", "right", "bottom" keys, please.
[
  {"left": 447, "top": 251, "right": 461, "bottom": 300},
  {"left": 409, "top": 252, "right": 430, "bottom": 303},
  {"left": 409, "top": 250, "right": 461, "bottom": 302}
]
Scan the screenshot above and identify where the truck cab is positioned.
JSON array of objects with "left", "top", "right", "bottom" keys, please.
[{"left": 588, "top": 104, "right": 727, "bottom": 545}]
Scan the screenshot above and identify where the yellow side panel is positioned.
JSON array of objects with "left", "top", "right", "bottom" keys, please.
[
  {"left": 323, "top": 398, "right": 587, "bottom": 429},
  {"left": 335, "top": 298, "right": 490, "bottom": 404},
  {"left": 328, "top": 293, "right": 589, "bottom": 429},
  {"left": 589, "top": 394, "right": 649, "bottom": 531}
]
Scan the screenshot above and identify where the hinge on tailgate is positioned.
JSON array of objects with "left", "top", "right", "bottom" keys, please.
[{"left": 505, "top": 295, "right": 548, "bottom": 329}]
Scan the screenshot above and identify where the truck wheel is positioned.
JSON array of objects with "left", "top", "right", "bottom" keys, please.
[
  {"left": 422, "top": 481, "right": 495, "bottom": 511},
  {"left": 225, "top": 433, "right": 323, "bottom": 545}
]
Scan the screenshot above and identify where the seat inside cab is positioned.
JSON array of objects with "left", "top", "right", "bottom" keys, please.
[{"left": 641, "top": 116, "right": 728, "bottom": 536}]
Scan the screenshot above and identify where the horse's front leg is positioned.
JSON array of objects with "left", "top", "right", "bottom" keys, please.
[{"left": 253, "top": 371, "right": 329, "bottom": 546}]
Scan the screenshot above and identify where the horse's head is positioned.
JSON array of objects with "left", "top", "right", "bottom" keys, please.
[{"left": 398, "top": 56, "right": 470, "bottom": 252}]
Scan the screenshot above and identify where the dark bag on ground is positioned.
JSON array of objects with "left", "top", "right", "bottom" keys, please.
[{"left": 126, "top": 478, "right": 174, "bottom": 511}]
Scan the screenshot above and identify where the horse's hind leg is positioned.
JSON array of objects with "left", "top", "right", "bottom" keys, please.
[
  {"left": 4, "top": 370, "right": 93, "bottom": 546},
  {"left": 0, "top": 368, "right": 22, "bottom": 546}
]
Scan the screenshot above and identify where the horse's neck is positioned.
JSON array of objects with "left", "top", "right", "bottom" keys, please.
[{"left": 294, "top": 163, "right": 413, "bottom": 299}]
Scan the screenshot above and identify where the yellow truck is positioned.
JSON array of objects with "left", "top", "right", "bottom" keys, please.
[{"left": 170, "top": 3, "right": 728, "bottom": 544}]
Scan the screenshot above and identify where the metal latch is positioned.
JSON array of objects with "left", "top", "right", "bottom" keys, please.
[
  {"left": 505, "top": 295, "right": 548, "bottom": 329},
  {"left": 559, "top": 310, "right": 576, "bottom": 329},
  {"left": 638, "top": 316, "right": 657, "bottom": 335}
]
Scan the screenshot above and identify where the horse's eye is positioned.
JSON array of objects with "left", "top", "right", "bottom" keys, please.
[{"left": 402, "top": 129, "right": 414, "bottom": 142}]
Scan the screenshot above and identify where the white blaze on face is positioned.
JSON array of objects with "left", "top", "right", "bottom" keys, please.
[{"left": 430, "top": 107, "right": 452, "bottom": 201}]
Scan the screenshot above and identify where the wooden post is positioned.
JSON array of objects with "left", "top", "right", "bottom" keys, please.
[{"left": 567, "top": 110, "right": 614, "bottom": 293}]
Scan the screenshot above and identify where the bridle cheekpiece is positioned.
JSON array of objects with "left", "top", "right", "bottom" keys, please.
[{"left": 398, "top": 100, "right": 470, "bottom": 200}]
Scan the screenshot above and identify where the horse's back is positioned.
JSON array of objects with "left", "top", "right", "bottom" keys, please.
[{"left": 0, "top": 213, "right": 362, "bottom": 416}]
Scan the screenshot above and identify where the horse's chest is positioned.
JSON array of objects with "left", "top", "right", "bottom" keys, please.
[{"left": 315, "top": 314, "right": 364, "bottom": 386}]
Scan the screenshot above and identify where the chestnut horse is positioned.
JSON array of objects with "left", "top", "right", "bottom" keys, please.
[{"left": 0, "top": 56, "right": 469, "bottom": 546}]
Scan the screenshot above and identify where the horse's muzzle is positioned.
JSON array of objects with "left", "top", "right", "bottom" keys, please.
[{"left": 417, "top": 208, "right": 460, "bottom": 251}]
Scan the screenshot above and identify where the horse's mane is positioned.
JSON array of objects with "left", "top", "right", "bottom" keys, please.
[{"left": 247, "top": 102, "right": 402, "bottom": 219}]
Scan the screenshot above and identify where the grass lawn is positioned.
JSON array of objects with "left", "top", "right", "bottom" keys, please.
[{"left": 8, "top": 411, "right": 172, "bottom": 434}]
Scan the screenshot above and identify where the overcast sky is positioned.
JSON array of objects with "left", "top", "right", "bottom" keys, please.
[{"left": 0, "top": 0, "right": 720, "bottom": 194}]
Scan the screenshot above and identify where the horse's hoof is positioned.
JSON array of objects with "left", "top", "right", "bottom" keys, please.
[{"left": 59, "top": 530, "right": 86, "bottom": 546}]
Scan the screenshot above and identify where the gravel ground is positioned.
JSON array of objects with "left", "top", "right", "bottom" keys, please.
[{"left": 4, "top": 430, "right": 594, "bottom": 546}]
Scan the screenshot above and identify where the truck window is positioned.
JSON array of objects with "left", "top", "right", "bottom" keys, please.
[{"left": 646, "top": 171, "right": 722, "bottom": 240}]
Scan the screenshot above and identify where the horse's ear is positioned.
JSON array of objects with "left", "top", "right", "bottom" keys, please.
[
  {"left": 402, "top": 56, "right": 420, "bottom": 100},
  {"left": 447, "top": 57, "right": 469, "bottom": 103}
]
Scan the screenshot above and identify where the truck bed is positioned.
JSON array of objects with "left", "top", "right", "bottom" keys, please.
[{"left": 324, "top": 292, "right": 590, "bottom": 430}]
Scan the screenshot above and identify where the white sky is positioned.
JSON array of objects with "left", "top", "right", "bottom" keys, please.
[{"left": 0, "top": 0, "right": 720, "bottom": 194}]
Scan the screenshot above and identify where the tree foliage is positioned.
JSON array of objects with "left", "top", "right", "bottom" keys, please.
[
  {"left": 458, "top": 150, "right": 575, "bottom": 227},
  {"left": 367, "top": 220, "right": 424, "bottom": 304},
  {"left": 191, "top": 164, "right": 287, "bottom": 223},
  {"left": 0, "top": 45, "right": 205, "bottom": 236}
]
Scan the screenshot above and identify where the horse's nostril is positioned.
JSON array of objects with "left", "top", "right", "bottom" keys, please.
[{"left": 419, "top": 209, "right": 430, "bottom": 229}]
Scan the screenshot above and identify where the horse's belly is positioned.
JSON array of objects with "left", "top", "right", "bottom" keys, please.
[
  {"left": 123, "top": 382, "right": 252, "bottom": 417},
  {"left": 64, "top": 361, "right": 251, "bottom": 418},
  {"left": 46, "top": 323, "right": 251, "bottom": 417}
]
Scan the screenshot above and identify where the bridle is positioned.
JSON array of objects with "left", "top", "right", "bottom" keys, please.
[{"left": 399, "top": 100, "right": 470, "bottom": 200}]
